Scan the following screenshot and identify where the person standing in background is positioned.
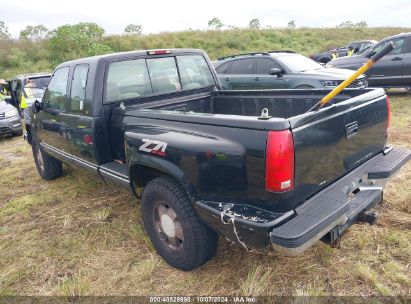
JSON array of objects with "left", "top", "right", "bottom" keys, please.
[
  {"left": 0, "top": 79, "right": 9, "bottom": 100},
  {"left": 347, "top": 46, "right": 354, "bottom": 56},
  {"left": 331, "top": 49, "right": 338, "bottom": 60}
]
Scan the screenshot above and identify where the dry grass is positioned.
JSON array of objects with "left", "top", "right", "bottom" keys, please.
[{"left": 0, "top": 92, "right": 410, "bottom": 296}]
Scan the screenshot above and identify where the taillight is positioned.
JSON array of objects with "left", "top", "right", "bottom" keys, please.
[
  {"left": 83, "top": 135, "right": 93, "bottom": 145},
  {"left": 265, "top": 130, "right": 295, "bottom": 192},
  {"left": 386, "top": 95, "right": 391, "bottom": 133}
]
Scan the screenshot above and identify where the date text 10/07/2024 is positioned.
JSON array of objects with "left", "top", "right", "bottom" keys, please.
[{"left": 149, "top": 296, "right": 257, "bottom": 303}]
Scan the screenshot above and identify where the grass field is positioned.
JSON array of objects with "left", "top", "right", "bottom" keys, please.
[{"left": 0, "top": 91, "right": 410, "bottom": 297}]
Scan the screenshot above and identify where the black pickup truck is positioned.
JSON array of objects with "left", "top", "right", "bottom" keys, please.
[{"left": 27, "top": 49, "right": 410, "bottom": 271}]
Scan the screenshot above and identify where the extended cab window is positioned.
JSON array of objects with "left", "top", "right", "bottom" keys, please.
[
  {"left": 43, "top": 67, "right": 70, "bottom": 111},
  {"left": 70, "top": 65, "right": 89, "bottom": 114},
  {"left": 106, "top": 59, "right": 152, "bottom": 103},
  {"left": 176, "top": 55, "right": 214, "bottom": 90},
  {"left": 229, "top": 58, "right": 256, "bottom": 74},
  {"left": 147, "top": 57, "right": 181, "bottom": 94}
]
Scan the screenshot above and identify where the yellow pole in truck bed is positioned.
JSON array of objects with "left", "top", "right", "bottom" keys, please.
[{"left": 308, "top": 42, "right": 394, "bottom": 112}]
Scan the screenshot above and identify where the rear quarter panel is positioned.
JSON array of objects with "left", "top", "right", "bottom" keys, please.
[{"left": 123, "top": 115, "right": 269, "bottom": 203}]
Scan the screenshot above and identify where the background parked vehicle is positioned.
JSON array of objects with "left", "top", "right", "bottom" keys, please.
[
  {"left": 311, "top": 40, "right": 377, "bottom": 64},
  {"left": 8, "top": 73, "right": 51, "bottom": 137},
  {"left": 0, "top": 99, "right": 22, "bottom": 137},
  {"left": 327, "top": 33, "right": 411, "bottom": 88},
  {"left": 213, "top": 51, "right": 367, "bottom": 90},
  {"left": 8, "top": 73, "right": 51, "bottom": 112}
]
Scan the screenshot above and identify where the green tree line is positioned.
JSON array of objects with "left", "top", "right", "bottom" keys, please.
[{"left": 0, "top": 20, "right": 409, "bottom": 79}]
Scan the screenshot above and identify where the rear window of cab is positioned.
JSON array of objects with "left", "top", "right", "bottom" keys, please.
[{"left": 105, "top": 55, "right": 215, "bottom": 103}]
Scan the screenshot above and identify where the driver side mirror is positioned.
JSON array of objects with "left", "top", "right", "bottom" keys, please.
[
  {"left": 33, "top": 99, "right": 43, "bottom": 113},
  {"left": 269, "top": 68, "right": 283, "bottom": 77}
]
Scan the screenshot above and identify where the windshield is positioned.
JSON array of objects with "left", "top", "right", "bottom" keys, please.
[
  {"left": 25, "top": 76, "right": 50, "bottom": 89},
  {"left": 274, "top": 54, "right": 324, "bottom": 72},
  {"left": 24, "top": 76, "right": 51, "bottom": 99},
  {"left": 357, "top": 44, "right": 374, "bottom": 55}
]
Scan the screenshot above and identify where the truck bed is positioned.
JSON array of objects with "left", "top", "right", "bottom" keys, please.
[
  {"left": 149, "top": 89, "right": 371, "bottom": 119},
  {"left": 116, "top": 87, "right": 389, "bottom": 213}
]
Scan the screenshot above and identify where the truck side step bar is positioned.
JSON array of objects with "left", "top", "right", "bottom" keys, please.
[
  {"left": 40, "top": 142, "right": 131, "bottom": 188},
  {"left": 99, "top": 161, "right": 130, "bottom": 188}
]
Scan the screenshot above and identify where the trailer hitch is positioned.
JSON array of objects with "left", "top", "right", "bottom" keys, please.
[{"left": 358, "top": 210, "right": 378, "bottom": 225}]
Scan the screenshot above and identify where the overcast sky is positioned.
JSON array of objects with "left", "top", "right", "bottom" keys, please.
[{"left": 2, "top": 0, "right": 411, "bottom": 37}]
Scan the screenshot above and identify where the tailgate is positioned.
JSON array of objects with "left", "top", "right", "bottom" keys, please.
[{"left": 289, "top": 88, "right": 388, "bottom": 199}]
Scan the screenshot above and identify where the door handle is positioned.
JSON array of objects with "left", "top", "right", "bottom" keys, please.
[
  {"left": 392, "top": 57, "right": 402, "bottom": 61},
  {"left": 223, "top": 77, "right": 230, "bottom": 81},
  {"left": 254, "top": 77, "right": 261, "bottom": 81}
]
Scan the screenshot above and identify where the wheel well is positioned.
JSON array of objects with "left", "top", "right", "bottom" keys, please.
[
  {"left": 129, "top": 164, "right": 195, "bottom": 202},
  {"left": 129, "top": 164, "right": 165, "bottom": 188}
]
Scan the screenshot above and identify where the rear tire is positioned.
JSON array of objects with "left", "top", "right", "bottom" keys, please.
[
  {"left": 32, "top": 137, "right": 63, "bottom": 181},
  {"left": 141, "top": 176, "right": 218, "bottom": 271}
]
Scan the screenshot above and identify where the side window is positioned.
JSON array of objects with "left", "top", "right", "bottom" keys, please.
[
  {"left": 70, "top": 65, "right": 89, "bottom": 114},
  {"left": 256, "top": 58, "right": 282, "bottom": 74},
  {"left": 372, "top": 38, "right": 405, "bottom": 56},
  {"left": 43, "top": 67, "right": 70, "bottom": 111},
  {"left": 176, "top": 55, "right": 215, "bottom": 90},
  {"left": 228, "top": 58, "right": 256, "bottom": 74},
  {"left": 146, "top": 57, "right": 180, "bottom": 94},
  {"left": 106, "top": 59, "right": 152, "bottom": 103},
  {"left": 216, "top": 62, "right": 231, "bottom": 74},
  {"left": 404, "top": 38, "right": 411, "bottom": 54}
]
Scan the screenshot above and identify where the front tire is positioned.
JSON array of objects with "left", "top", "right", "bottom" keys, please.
[
  {"left": 32, "top": 139, "right": 63, "bottom": 180},
  {"left": 141, "top": 176, "right": 218, "bottom": 271}
]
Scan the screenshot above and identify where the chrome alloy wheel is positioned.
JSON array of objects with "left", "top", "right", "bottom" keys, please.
[
  {"left": 36, "top": 145, "right": 44, "bottom": 172},
  {"left": 153, "top": 201, "right": 184, "bottom": 250}
]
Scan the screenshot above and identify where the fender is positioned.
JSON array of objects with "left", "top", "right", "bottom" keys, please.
[
  {"left": 123, "top": 124, "right": 248, "bottom": 202},
  {"left": 125, "top": 131, "right": 197, "bottom": 201}
]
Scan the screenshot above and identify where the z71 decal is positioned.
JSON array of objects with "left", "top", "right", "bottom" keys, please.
[{"left": 139, "top": 139, "right": 168, "bottom": 157}]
